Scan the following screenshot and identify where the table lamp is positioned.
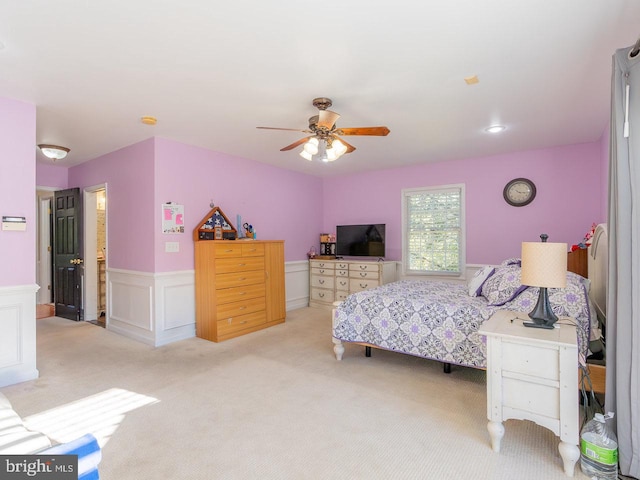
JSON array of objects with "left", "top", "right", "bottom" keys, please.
[{"left": 521, "top": 234, "right": 567, "bottom": 329}]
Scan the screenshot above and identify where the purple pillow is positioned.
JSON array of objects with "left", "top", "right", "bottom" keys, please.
[{"left": 481, "top": 265, "right": 527, "bottom": 306}]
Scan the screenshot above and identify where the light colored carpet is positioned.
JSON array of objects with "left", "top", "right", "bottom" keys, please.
[{"left": 1, "top": 308, "right": 588, "bottom": 479}]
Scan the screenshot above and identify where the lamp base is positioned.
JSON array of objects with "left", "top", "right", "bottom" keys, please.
[
  {"left": 523, "top": 321, "right": 556, "bottom": 330},
  {"left": 525, "top": 286, "right": 559, "bottom": 330}
]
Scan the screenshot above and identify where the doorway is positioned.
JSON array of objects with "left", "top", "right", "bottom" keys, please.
[
  {"left": 36, "top": 189, "right": 54, "bottom": 317},
  {"left": 36, "top": 185, "right": 108, "bottom": 326},
  {"left": 83, "top": 186, "right": 107, "bottom": 327}
]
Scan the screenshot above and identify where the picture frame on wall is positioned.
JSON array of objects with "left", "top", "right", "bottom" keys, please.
[{"left": 214, "top": 226, "right": 223, "bottom": 240}]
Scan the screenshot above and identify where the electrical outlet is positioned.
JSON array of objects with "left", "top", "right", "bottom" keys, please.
[{"left": 165, "top": 242, "right": 179, "bottom": 253}]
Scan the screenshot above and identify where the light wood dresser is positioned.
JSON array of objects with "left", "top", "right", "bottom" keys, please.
[
  {"left": 195, "top": 240, "right": 285, "bottom": 342},
  {"left": 309, "top": 258, "right": 396, "bottom": 308}
]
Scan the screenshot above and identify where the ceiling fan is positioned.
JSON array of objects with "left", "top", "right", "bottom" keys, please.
[{"left": 257, "top": 97, "right": 390, "bottom": 162}]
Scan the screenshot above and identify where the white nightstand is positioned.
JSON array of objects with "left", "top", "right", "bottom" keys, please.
[{"left": 478, "top": 310, "right": 580, "bottom": 477}]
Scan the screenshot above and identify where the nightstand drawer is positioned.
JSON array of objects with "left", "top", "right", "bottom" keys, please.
[{"left": 502, "top": 342, "right": 559, "bottom": 381}]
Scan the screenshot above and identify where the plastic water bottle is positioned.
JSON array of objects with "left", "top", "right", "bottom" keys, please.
[{"left": 580, "top": 412, "right": 618, "bottom": 479}]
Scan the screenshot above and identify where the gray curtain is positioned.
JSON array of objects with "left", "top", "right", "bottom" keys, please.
[{"left": 608, "top": 43, "right": 640, "bottom": 478}]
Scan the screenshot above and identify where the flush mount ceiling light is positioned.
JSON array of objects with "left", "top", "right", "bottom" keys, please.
[
  {"left": 38, "top": 144, "right": 70, "bottom": 160},
  {"left": 485, "top": 125, "right": 506, "bottom": 134},
  {"left": 141, "top": 116, "right": 157, "bottom": 125}
]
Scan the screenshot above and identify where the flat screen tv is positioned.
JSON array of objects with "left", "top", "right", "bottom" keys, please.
[{"left": 336, "top": 224, "right": 385, "bottom": 258}]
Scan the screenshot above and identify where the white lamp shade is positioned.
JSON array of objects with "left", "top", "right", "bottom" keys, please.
[
  {"left": 299, "top": 150, "right": 313, "bottom": 161},
  {"left": 521, "top": 241, "right": 567, "bottom": 288},
  {"left": 333, "top": 139, "right": 347, "bottom": 156},
  {"left": 303, "top": 137, "right": 319, "bottom": 155}
]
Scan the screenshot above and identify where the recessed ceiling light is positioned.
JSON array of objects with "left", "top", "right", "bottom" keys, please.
[
  {"left": 141, "top": 116, "right": 157, "bottom": 125},
  {"left": 464, "top": 75, "right": 479, "bottom": 85},
  {"left": 485, "top": 125, "right": 506, "bottom": 134}
]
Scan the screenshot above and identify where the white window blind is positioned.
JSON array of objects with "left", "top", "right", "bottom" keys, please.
[{"left": 402, "top": 185, "right": 465, "bottom": 275}]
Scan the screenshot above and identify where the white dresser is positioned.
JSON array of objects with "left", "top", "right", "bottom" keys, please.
[
  {"left": 478, "top": 310, "right": 580, "bottom": 477},
  {"left": 309, "top": 259, "right": 396, "bottom": 308}
]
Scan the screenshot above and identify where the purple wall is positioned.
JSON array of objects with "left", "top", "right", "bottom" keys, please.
[
  {"left": 323, "top": 142, "right": 603, "bottom": 265},
  {"left": 68, "top": 139, "right": 156, "bottom": 272},
  {"left": 153, "top": 138, "right": 323, "bottom": 271},
  {"left": 0, "top": 97, "right": 36, "bottom": 286},
  {"left": 36, "top": 163, "right": 68, "bottom": 189},
  {"left": 66, "top": 137, "right": 323, "bottom": 273}
]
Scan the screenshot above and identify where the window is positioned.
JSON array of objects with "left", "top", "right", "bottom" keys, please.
[{"left": 402, "top": 184, "right": 465, "bottom": 276}]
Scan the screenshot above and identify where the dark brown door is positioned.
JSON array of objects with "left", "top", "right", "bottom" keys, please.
[{"left": 54, "top": 188, "right": 83, "bottom": 321}]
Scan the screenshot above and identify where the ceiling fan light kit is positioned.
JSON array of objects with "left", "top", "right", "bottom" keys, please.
[{"left": 258, "top": 97, "right": 390, "bottom": 163}]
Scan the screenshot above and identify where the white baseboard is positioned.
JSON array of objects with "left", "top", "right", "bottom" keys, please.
[{"left": 0, "top": 284, "right": 40, "bottom": 387}]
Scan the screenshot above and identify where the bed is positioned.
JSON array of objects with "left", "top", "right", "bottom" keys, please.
[{"left": 332, "top": 252, "right": 601, "bottom": 372}]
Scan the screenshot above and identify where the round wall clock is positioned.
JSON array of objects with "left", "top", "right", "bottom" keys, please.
[{"left": 503, "top": 178, "right": 536, "bottom": 207}]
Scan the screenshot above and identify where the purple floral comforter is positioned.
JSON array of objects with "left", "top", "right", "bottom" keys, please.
[{"left": 332, "top": 270, "right": 592, "bottom": 369}]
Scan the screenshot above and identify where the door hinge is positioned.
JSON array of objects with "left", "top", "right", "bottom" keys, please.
[{"left": 47, "top": 245, "right": 52, "bottom": 252}]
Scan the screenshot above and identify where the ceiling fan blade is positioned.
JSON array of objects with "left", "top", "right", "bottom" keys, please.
[
  {"left": 317, "top": 110, "right": 340, "bottom": 129},
  {"left": 257, "top": 126, "right": 311, "bottom": 133},
  {"left": 338, "top": 126, "right": 390, "bottom": 136},
  {"left": 335, "top": 136, "right": 356, "bottom": 153},
  {"left": 280, "top": 137, "right": 311, "bottom": 151}
]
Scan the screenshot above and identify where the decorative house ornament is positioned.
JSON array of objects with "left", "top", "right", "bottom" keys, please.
[{"left": 193, "top": 206, "right": 237, "bottom": 241}]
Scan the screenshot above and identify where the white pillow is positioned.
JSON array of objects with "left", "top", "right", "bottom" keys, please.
[{"left": 467, "top": 266, "right": 495, "bottom": 297}]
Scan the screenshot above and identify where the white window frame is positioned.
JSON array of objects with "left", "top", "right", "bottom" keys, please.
[{"left": 401, "top": 184, "right": 466, "bottom": 277}]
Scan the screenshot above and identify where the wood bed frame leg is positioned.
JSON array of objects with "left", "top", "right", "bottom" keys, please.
[
  {"left": 443, "top": 363, "right": 451, "bottom": 374},
  {"left": 332, "top": 338, "right": 344, "bottom": 361},
  {"left": 365, "top": 346, "right": 371, "bottom": 357}
]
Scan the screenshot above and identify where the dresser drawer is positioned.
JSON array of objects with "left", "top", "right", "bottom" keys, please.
[
  {"left": 216, "top": 283, "right": 266, "bottom": 305},
  {"left": 311, "top": 261, "right": 335, "bottom": 270},
  {"left": 215, "top": 270, "right": 264, "bottom": 289},
  {"left": 213, "top": 244, "right": 244, "bottom": 257},
  {"left": 216, "top": 311, "right": 266, "bottom": 337},
  {"left": 241, "top": 243, "right": 265, "bottom": 256},
  {"left": 350, "top": 263, "right": 380, "bottom": 273},
  {"left": 216, "top": 256, "right": 265, "bottom": 274},
  {"left": 336, "top": 277, "right": 349, "bottom": 291},
  {"left": 311, "top": 267, "right": 334, "bottom": 276},
  {"left": 310, "top": 288, "right": 335, "bottom": 303},
  {"left": 336, "top": 291, "right": 350, "bottom": 302},
  {"left": 216, "top": 296, "right": 265, "bottom": 319},
  {"left": 349, "top": 270, "right": 380, "bottom": 280},
  {"left": 350, "top": 278, "right": 380, "bottom": 292},
  {"left": 335, "top": 268, "right": 349, "bottom": 278},
  {"left": 310, "top": 275, "right": 335, "bottom": 289}
]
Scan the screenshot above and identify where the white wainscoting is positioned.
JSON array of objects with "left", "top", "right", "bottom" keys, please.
[
  {"left": 285, "top": 260, "right": 310, "bottom": 310},
  {"left": 0, "top": 284, "right": 39, "bottom": 387},
  {"left": 107, "top": 261, "right": 311, "bottom": 347}
]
